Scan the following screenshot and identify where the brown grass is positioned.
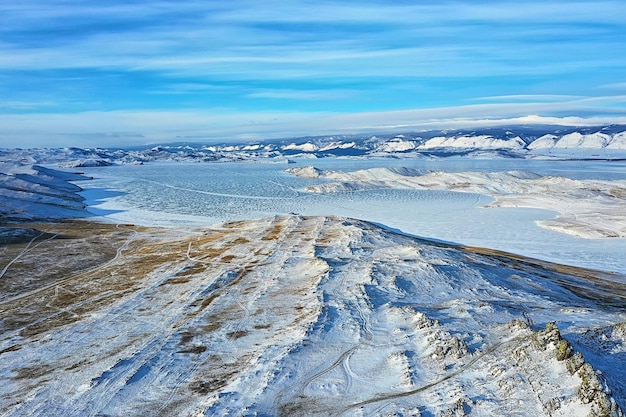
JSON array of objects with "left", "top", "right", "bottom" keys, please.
[
  {"left": 608, "top": 187, "right": 626, "bottom": 198},
  {"left": 0, "top": 220, "right": 196, "bottom": 337},
  {"left": 261, "top": 222, "right": 285, "bottom": 241},
  {"left": 227, "top": 330, "right": 249, "bottom": 339}
]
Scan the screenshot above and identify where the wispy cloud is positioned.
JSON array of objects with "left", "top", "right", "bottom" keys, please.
[
  {"left": 0, "top": 100, "right": 57, "bottom": 110},
  {"left": 2, "top": 1, "right": 623, "bottom": 74},
  {"left": 599, "top": 82, "right": 626, "bottom": 91},
  {"left": 470, "top": 95, "right": 586, "bottom": 103},
  {"left": 246, "top": 89, "right": 359, "bottom": 101},
  {"left": 1, "top": 0, "right": 626, "bottom": 146},
  {"left": 4, "top": 96, "right": 626, "bottom": 147}
]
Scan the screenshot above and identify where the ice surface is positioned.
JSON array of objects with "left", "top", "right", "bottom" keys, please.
[{"left": 76, "top": 160, "right": 626, "bottom": 273}]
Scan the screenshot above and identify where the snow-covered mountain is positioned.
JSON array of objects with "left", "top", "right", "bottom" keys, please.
[
  {"left": 528, "top": 131, "right": 626, "bottom": 152},
  {"left": 373, "top": 135, "right": 418, "bottom": 153},
  {"left": 418, "top": 134, "right": 526, "bottom": 150},
  {"left": 3, "top": 124, "right": 626, "bottom": 165}
]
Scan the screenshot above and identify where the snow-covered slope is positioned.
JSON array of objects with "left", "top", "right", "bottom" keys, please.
[
  {"left": 374, "top": 136, "right": 418, "bottom": 152},
  {"left": 319, "top": 141, "right": 358, "bottom": 152},
  {"left": 607, "top": 131, "right": 626, "bottom": 149},
  {"left": 0, "top": 216, "right": 624, "bottom": 416},
  {"left": 0, "top": 163, "right": 90, "bottom": 221},
  {"left": 527, "top": 134, "right": 559, "bottom": 150},
  {"left": 554, "top": 132, "right": 611, "bottom": 149},
  {"left": 281, "top": 142, "right": 320, "bottom": 152},
  {"left": 527, "top": 131, "right": 626, "bottom": 156},
  {"left": 419, "top": 134, "right": 526, "bottom": 150},
  {"left": 287, "top": 166, "right": 626, "bottom": 239}
]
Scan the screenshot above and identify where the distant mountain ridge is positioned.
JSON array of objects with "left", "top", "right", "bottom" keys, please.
[{"left": 3, "top": 124, "right": 626, "bottom": 165}]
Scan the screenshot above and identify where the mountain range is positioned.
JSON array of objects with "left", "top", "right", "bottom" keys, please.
[{"left": 3, "top": 124, "right": 626, "bottom": 166}]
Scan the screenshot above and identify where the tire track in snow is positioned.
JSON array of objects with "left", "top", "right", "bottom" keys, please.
[
  {"left": 78, "top": 223, "right": 283, "bottom": 416},
  {"left": 276, "top": 253, "right": 375, "bottom": 409},
  {"left": 341, "top": 335, "right": 525, "bottom": 412}
]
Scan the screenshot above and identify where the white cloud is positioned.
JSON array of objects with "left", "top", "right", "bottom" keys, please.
[
  {"left": 599, "top": 82, "right": 626, "bottom": 91},
  {"left": 469, "top": 95, "right": 585, "bottom": 103},
  {"left": 0, "top": 100, "right": 57, "bottom": 110},
  {"left": 2, "top": 0, "right": 624, "bottom": 80},
  {"left": 2, "top": 0, "right": 626, "bottom": 147},
  {"left": 3, "top": 98, "right": 626, "bottom": 148}
]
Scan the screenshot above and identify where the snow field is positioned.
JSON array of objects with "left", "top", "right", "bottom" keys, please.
[{"left": 1, "top": 216, "right": 624, "bottom": 416}]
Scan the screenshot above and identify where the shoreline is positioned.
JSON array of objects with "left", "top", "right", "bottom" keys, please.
[
  {"left": 73, "top": 163, "right": 626, "bottom": 273},
  {"left": 5, "top": 161, "right": 626, "bottom": 273}
]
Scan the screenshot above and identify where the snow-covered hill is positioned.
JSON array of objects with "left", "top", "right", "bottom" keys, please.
[
  {"left": 0, "top": 163, "right": 90, "bottom": 221},
  {"left": 528, "top": 131, "right": 626, "bottom": 155},
  {"left": 0, "top": 216, "right": 624, "bottom": 416},
  {"left": 373, "top": 135, "right": 418, "bottom": 153},
  {"left": 1, "top": 139, "right": 625, "bottom": 416}
]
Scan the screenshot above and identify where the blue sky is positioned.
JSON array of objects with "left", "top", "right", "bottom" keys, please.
[{"left": 1, "top": 0, "right": 626, "bottom": 147}]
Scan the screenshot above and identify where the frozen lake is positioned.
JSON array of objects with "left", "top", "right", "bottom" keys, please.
[{"left": 77, "top": 157, "right": 626, "bottom": 273}]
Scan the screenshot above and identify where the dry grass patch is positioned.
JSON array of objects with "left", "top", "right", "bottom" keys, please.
[
  {"left": 227, "top": 330, "right": 249, "bottom": 339},
  {"left": 608, "top": 187, "right": 626, "bottom": 198},
  {"left": 0, "top": 222, "right": 128, "bottom": 300},
  {"left": 232, "top": 237, "right": 250, "bottom": 245},
  {"left": 0, "top": 220, "right": 200, "bottom": 336},
  {"left": 261, "top": 222, "right": 285, "bottom": 241}
]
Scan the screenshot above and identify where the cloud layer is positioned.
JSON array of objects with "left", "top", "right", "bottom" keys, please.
[{"left": 1, "top": 0, "right": 626, "bottom": 146}]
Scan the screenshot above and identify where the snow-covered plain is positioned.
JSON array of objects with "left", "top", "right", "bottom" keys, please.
[{"left": 1, "top": 156, "right": 626, "bottom": 416}]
